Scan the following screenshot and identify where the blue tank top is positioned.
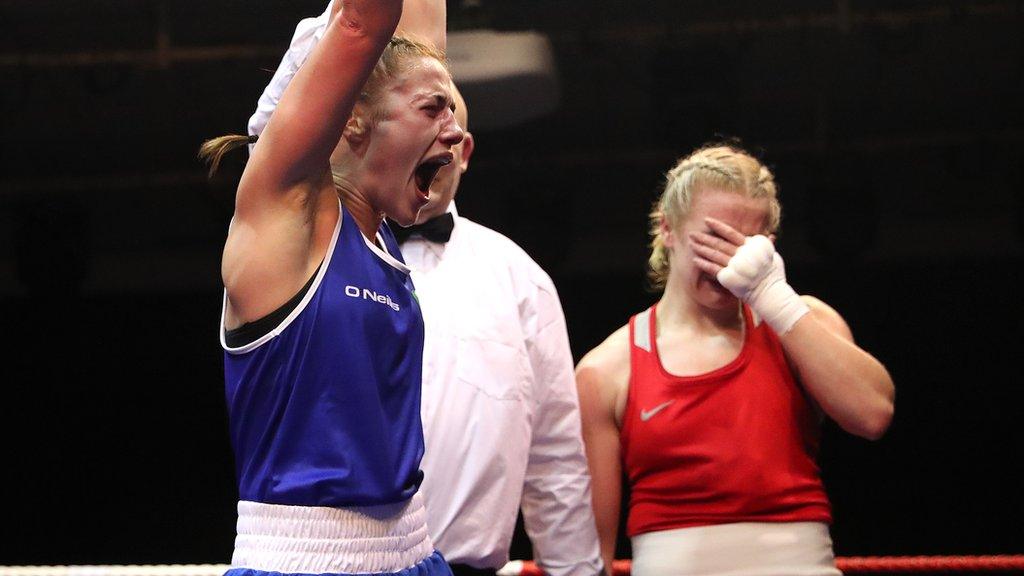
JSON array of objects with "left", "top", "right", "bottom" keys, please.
[{"left": 221, "top": 201, "right": 425, "bottom": 507}]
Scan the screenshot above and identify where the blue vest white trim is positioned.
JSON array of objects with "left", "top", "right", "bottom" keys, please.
[{"left": 221, "top": 199, "right": 426, "bottom": 508}]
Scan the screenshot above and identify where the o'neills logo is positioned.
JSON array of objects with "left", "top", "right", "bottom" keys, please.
[{"left": 345, "top": 285, "right": 401, "bottom": 311}]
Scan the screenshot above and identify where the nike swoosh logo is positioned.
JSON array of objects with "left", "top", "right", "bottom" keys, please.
[{"left": 640, "top": 400, "right": 675, "bottom": 422}]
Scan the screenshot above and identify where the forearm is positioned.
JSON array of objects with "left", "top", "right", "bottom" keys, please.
[
  {"left": 249, "top": 0, "right": 416, "bottom": 142},
  {"left": 781, "top": 311, "right": 895, "bottom": 440},
  {"left": 252, "top": 2, "right": 399, "bottom": 186},
  {"left": 590, "top": 462, "right": 621, "bottom": 573},
  {"left": 692, "top": 223, "right": 895, "bottom": 440},
  {"left": 247, "top": 0, "right": 440, "bottom": 140},
  {"left": 396, "top": 0, "right": 446, "bottom": 50},
  {"left": 576, "top": 373, "right": 622, "bottom": 572},
  {"left": 342, "top": 0, "right": 404, "bottom": 37}
]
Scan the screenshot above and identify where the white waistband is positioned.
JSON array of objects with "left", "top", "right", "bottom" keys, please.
[
  {"left": 231, "top": 493, "right": 434, "bottom": 574},
  {"left": 631, "top": 522, "right": 841, "bottom": 576}
]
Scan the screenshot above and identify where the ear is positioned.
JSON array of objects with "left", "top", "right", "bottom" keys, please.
[
  {"left": 342, "top": 113, "right": 369, "bottom": 147},
  {"left": 768, "top": 233, "right": 777, "bottom": 243},
  {"left": 658, "top": 213, "right": 677, "bottom": 249},
  {"left": 458, "top": 131, "right": 475, "bottom": 173}
]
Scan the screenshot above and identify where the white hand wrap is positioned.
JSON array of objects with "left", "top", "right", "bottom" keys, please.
[{"left": 716, "top": 235, "right": 809, "bottom": 334}]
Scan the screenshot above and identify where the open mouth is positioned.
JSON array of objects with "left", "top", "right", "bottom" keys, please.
[{"left": 414, "top": 153, "right": 453, "bottom": 198}]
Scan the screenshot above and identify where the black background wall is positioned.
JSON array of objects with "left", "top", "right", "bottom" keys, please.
[{"left": 2, "top": 0, "right": 1022, "bottom": 565}]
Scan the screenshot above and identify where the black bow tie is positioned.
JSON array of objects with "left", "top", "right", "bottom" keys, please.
[{"left": 390, "top": 212, "right": 455, "bottom": 244}]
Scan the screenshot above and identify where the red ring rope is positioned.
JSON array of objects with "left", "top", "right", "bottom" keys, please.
[
  {"left": 515, "top": 556, "right": 1024, "bottom": 575},
  {"left": 836, "top": 556, "right": 1024, "bottom": 573}
]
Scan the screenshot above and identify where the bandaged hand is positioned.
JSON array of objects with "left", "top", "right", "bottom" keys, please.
[{"left": 689, "top": 218, "right": 809, "bottom": 334}]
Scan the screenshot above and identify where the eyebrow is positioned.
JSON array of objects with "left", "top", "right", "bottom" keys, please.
[{"left": 413, "top": 92, "right": 452, "bottom": 110}]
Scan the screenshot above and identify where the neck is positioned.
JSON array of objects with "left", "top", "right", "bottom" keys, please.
[
  {"left": 335, "top": 179, "right": 384, "bottom": 242},
  {"left": 659, "top": 273, "right": 743, "bottom": 334}
]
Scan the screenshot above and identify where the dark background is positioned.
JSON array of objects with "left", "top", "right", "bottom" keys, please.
[{"left": 3, "top": 0, "right": 1023, "bottom": 566}]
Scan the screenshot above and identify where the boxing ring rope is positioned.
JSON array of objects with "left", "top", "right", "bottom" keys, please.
[
  {"left": 834, "top": 556, "right": 1024, "bottom": 573},
  {"left": 3, "top": 557, "right": 1024, "bottom": 576},
  {"left": 506, "top": 557, "right": 1024, "bottom": 574}
]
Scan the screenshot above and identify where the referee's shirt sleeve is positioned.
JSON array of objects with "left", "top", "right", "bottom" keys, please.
[
  {"left": 520, "top": 275, "right": 604, "bottom": 576},
  {"left": 247, "top": 1, "right": 334, "bottom": 144}
]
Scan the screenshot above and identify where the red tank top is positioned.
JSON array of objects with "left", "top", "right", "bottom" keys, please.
[{"left": 621, "top": 304, "right": 831, "bottom": 537}]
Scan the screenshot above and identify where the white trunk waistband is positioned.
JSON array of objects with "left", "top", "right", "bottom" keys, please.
[
  {"left": 231, "top": 493, "right": 434, "bottom": 574},
  {"left": 631, "top": 522, "right": 841, "bottom": 576}
]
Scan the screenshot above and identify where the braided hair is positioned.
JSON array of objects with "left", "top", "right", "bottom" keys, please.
[{"left": 647, "top": 143, "right": 781, "bottom": 290}]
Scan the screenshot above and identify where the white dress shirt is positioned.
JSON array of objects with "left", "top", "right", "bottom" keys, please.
[{"left": 402, "top": 204, "right": 603, "bottom": 576}]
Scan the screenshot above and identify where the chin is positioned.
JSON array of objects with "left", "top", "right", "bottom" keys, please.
[
  {"left": 392, "top": 213, "right": 418, "bottom": 228},
  {"left": 416, "top": 193, "right": 449, "bottom": 223},
  {"left": 415, "top": 206, "right": 440, "bottom": 225},
  {"left": 387, "top": 205, "right": 419, "bottom": 228},
  {"left": 696, "top": 284, "right": 739, "bottom": 310},
  {"left": 703, "top": 296, "right": 738, "bottom": 311}
]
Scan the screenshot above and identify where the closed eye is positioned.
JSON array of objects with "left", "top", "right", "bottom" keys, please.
[{"left": 416, "top": 93, "right": 453, "bottom": 118}]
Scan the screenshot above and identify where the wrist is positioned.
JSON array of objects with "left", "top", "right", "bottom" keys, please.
[{"left": 753, "top": 280, "right": 808, "bottom": 334}]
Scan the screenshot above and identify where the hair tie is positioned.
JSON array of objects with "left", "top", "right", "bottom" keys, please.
[{"left": 247, "top": 134, "right": 259, "bottom": 144}]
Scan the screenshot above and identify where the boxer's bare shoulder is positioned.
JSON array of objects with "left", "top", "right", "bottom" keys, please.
[{"left": 576, "top": 324, "right": 631, "bottom": 425}]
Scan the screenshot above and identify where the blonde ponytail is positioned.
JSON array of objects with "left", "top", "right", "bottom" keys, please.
[{"left": 198, "top": 134, "right": 255, "bottom": 178}]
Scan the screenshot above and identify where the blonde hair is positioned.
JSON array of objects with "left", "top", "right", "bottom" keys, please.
[
  {"left": 358, "top": 36, "right": 447, "bottom": 115},
  {"left": 199, "top": 36, "right": 446, "bottom": 177},
  {"left": 647, "top": 143, "right": 781, "bottom": 290}
]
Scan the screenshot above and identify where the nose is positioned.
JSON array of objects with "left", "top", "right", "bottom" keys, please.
[{"left": 439, "top": 114, "right": 465, "bottom": 147}]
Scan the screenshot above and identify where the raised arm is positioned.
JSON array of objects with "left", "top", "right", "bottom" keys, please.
[
  {"left": 575, "top": 329, "right": 631, "bottom": 573},
  {"left": 397, "top": 0, "right": 446, "bottom": 50},
  {"left": 777, "top": 296, "right": 895, "bottom": 439},
  {"left": 248, "top": 0, "right": 445, "bottom": 142},
  {"left": 220, "top": 1, "right": 401, "bottom": 327},
  {"left": 244, "top": 0, "right": 402, "bottom": 196},
  {"left": 691, "top": 218, "right": 895, "bottom": 440}
]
